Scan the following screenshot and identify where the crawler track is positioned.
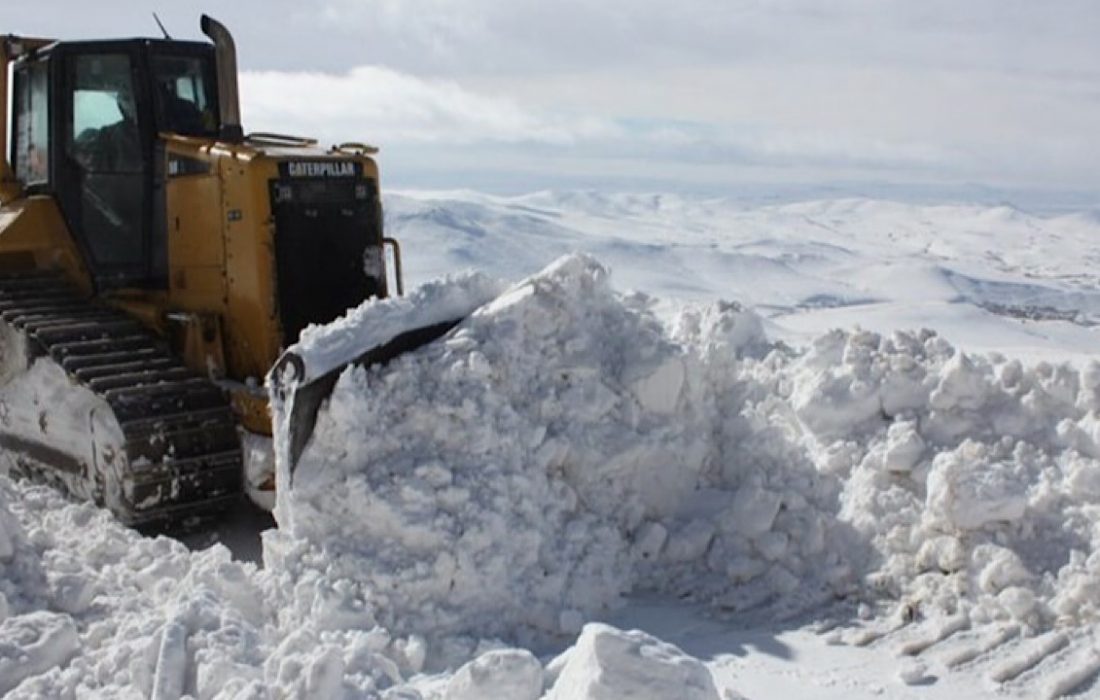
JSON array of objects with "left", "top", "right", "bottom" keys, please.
[{"left": 0, "top": 271, "right": 242, "bottom": 528}]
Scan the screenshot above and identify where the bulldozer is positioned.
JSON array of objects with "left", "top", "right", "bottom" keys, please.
[{"left": 0, "top": 16, "right": 462, "bottom": 527}]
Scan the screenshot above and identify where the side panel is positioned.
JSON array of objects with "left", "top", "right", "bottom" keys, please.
[
  {"left": 162, "top": 141, "right": 281, "bottom": 433},
  {"left": 0, "top": 196, "right": 92, "bottom": 292},
  {"left": 219, "top": 151, "right": 282, "bottom": 385},
  {"left": 164, "top": 146, "right": 226, "bottom": 309}
]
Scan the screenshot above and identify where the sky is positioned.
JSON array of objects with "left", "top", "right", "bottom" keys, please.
[{"left": 7, "top": 1, "right": 1100, "bottom": 200}]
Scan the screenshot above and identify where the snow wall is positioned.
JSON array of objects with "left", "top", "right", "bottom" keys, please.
[{"left": 272, "top": 253, "right": 1100, "bottom": 648}]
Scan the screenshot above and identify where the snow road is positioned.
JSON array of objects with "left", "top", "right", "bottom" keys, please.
[{"left": 2, "top": 192, "right": 1100, "bottom": 698}]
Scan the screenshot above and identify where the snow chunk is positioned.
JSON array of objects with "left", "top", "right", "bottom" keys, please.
[
  {"left": 722, "top": 485, "right": 782, "bottom": 537},
  {"left": 545, "top": 623, "right": 720, "bottom": 700},
  {"left": 883, "top": 420, "right": 924, "bottom": 473},
  {"left": 629, "top": 357, "right": 685, "bottom": 414},
  {"left": 444, "top": 649, "right": 543, "bottom": 700},
  {"left": 897, "top": 660, "right": 932, "bottom": 686},
  {"left": 926, "top": 444, "right": 1028, "bottom": 530},
  {"left": 0, "top": 611, "right": 79, "bottom": 694}
]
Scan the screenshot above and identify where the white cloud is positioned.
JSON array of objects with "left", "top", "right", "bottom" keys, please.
[
  {"left": 191, "top": 0, "right": 1100, "bottom": 193},
  {"left": 313, "top": 0, "right": 1100, "bottom": 80},
  {"left": 240, "top": 66, "right": 620, "bottom": 146},
  {"left": 11, "top": 1, "right": 1098, "bottom": 193},
  {"left": 239, "top": 64, "right": 961, "bottom": 178}
]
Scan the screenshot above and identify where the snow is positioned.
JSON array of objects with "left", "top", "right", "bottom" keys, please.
[
  {"left": 3, "top": 192, "right": 1100, "bottom": 697},
  {"left": 0, "top": 611, "right": 79, "bottom": 695},
  {"left": 387, "top": 192, "right": 1100, "bottom": 363},
  {"left": 443, "top": 648, "right": 543, "bottom": 700},
  {"left": 0, "top": 334, "right": 128, "bottom": 506},
  {"left": 544, "top": 623, "right": 719, "bottom": 700},
  {"left": 286, "top": 272, "right": 504, "bottom": 383}
]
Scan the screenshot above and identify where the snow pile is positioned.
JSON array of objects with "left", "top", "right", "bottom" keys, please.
[
  {"left": 0, "top": 476, "right": 442, "bottom": 698},
  {"left": 287, "top": 271, "right": 504, "bottom": 383},
  {"left": 0, "top": 479, "right": 275, "bottom": 699},
  {"left": 789, "top": 330, "right": 1100, "bottom": 629},
  {"left": 0, "top": 478, "right": 35, "bottom": 614},
  {"left": 0, "top": 473, "right": 714, "bottom": 698},
  {"left": 272, "top": 254, "right": 855, "bottom": 648},
  {"left": 0, "top": 480, "right": 77, "bottom": 697},
  {"left": 276, "top": 253, "right": 1100, "bottom": 655},
  {"left": 543, "top": 623, "right": 719, "bottom": 700}
]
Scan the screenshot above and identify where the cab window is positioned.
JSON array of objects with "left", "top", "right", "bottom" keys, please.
[
  {"left": 68, "top": 53, "right": 142, "bottom": 173},
  {"left": 64, "top": 52, "right": 144, "bottom": 268},
  {"left": 13, "top": 60, "right": 50, "bottom": 185},
  {"left": 152, "top": 55, "right": 218, "bottom": 136}
]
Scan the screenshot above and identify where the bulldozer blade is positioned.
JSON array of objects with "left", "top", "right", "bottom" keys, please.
[{"left": 271, "top": 317, "right": 464, "bottom": 478}]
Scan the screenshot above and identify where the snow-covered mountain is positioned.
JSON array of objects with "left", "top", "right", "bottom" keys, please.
[{"left": 3, "top": 191, "right": 1100, "bottom": 699}]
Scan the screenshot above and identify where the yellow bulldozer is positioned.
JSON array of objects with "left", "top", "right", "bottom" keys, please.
[{"left": 0, "top": 16, "right": 458, "bottom": 527}]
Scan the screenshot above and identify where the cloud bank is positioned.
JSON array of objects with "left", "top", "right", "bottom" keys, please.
[{"left": 11, "top": 0, "right": 1096, "bottom": 194}]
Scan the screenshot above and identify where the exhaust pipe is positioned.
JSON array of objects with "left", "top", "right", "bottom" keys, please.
[{"left": 200, "top": 15, "right": 244, "bottom": 143}]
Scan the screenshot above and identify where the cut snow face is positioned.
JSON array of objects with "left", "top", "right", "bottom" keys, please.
[{"left": 273, "top": 253, "right": 1100, "bottom": 656}]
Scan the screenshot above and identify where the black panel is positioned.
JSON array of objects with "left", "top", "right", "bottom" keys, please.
[{"left": 269, "top": 174, "right": 383, "bottom": 346}]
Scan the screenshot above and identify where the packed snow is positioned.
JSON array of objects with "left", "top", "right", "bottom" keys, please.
[{"left": 2, "top": 193, "right": 1100, "bottom": 698}]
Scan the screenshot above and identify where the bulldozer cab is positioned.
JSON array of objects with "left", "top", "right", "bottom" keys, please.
[{"left": 9, "top": 39, "right": 219, "bottom": 291}]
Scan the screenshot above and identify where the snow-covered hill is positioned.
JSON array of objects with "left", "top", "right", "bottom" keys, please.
[
  {"left": 3, "top": 192, "right": 1100, "bottom": 699},
  {"left": 389, "top": 191, "right": 1100, "bottom": 361}
]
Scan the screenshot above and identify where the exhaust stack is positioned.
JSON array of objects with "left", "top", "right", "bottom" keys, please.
[{"left": 200, "top": 15, "right": 244, "bottom": 143}]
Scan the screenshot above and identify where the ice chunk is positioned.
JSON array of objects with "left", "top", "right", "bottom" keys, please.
[{"left": 150, "top": 620, "right": 189, "bottom": 700}]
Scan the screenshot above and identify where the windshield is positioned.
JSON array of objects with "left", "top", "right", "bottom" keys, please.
[{"left": 151, "top": 54, "right": 219, "bottom": 137}]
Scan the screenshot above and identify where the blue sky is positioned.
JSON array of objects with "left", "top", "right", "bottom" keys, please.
[{"left": 9, "top": 1, "right": 1100, "bottom": 199}]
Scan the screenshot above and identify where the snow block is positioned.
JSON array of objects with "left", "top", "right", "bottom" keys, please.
[{"left": 545, "top": 623, "right": 720, "bottom": 700}]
